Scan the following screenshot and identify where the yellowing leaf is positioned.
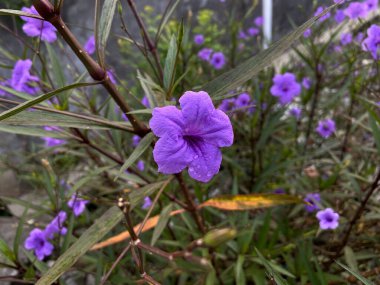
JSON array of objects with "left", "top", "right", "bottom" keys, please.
[{"left": 199, "top": 194, "right": 304, "bottom": 211}]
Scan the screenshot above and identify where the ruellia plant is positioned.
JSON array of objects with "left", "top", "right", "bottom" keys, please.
[{"left": 0, "top": 0, "right": 380, "bottom": 284}]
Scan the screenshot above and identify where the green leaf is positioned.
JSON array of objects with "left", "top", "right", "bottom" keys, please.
[
  {"left": 254, "top": 248, "right": 289, "bottom": 285},
  {"left": 116, "top": 132, "right": 155, "bottom": 179},
  {"left": 151, "top": 203, "right": 173, "bottom": 246},
  {"left": 368, "top": 112, "right": 380, "bottom": 155},
  {"left": 155, "top": 0, "right": 180, "bottom": 43},
  {"left": 23, "top": 249, "right": 49, "bottom": 274},
  {"left": 202, "top": 4, "right": 337, "bottom": 98},
  {"left": 0, "top": 82, "right": 99, "bottom": 121},
  {"left": 163, "top": 35, "right": 178, "bottom": 91},
  {"left": 98, "top": 0, "right": 118, "bottom": 66},
  {"left": 0, "top": 237, "right": 16, "bottom": 265},
  {"left": 0, "top": 125, "right": 68, "bottom": 138},
  {"left": 0, "top": 9, "right": 43, "bottom": 20},
  {"left": 336, "top": 261, "right": 375, "bottom": 285},
  {"left": 14, "top": 207, "right": 29, "bottom": 260},
  {"left": 36, "top": 207, "right": 123, "bottom": 285},
  {"left": 344, "top": 246, "right": 358, "bottom": 272},
  {"left": 235, "top": 255, "right": 246, "bottom": 285}
]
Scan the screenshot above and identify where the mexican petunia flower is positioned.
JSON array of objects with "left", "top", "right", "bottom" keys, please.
[
  {"left": 68, "top": 194, "right": 89, "bottom": 216},
  {"left": 21, "top": 6, "right": 57, "bottom": 43},
  {"left": 314, "top": 6, "right": 331, "bottom": 22},
  {"left": 45, "top": 211, "right": 67, "bottom": 239},
  {"left": 43, "top": 126, "right": 66, "bottom": 147},
  {"left": 316, "top": 118, "right": 336, "bottom": 138},
  {"left": 316, "top": 208, "right": 339, "bottom": 230},
  {"left": 150, "top": 91, "right": 233, "bottom": 182},
  {"left": 24, "top": 228, "right": 54, "bottom": 261},
  {"left": 11, "top": 59, "right": 39, "bottom": 94},
  {"left": 335, "top": 9, "right": 346, "bottom": 23},
  {"left": 194, "top": 34, "right": 204, "bottom": 45},
  {"left": 198, "top": 48, "right": 213, "bottom": 61},
  {"left": 142, "top": 197, "right": 152, "bottom": 209},
  {"left": 254, "top": 16, "right": 263, "bottom": 27},
  {"left": 304, "top": 193, "right": 321, "bottom": 212},
  {"left": 270, "top": 73, "right": 301, "bottom": 105},
  {"left": 235, "top": 93, "right": 254, "bottom": 113},
  {"left": 210, "top": 52, "right": 226, "bottom": 70},
  {"left": 132, "top": 135, "right": 141, "bottom": 147},
  {"left": 303, "top": 28, "right": 311, "bottom": 38},
  {"left": 365, "top": 0, "right": 378, "bottom": 12},
  {"left": 289, "top": 107, "right": 302, "bottom": 120},
  {"left": 340, "top": 32, "right": 352, "bottom": 46},
  {"left": 84, "top": 35, "right": 96, "bottom": 55},
  {"left": 362, "top": 24, "right": 380, "bottom": 60},
  {"left": 137, "top": 160, "right": 145, "bottom": 171},
  {"left": 302, "top": 77, "right": 312, "bottom": 89},
  {"left": 344, "top": 2, "right": 368, "bottom": 19},
  {"left": 218, "top": 98, "right": 236, "bottom": 113}
]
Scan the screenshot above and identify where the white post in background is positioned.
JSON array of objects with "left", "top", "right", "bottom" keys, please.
[{"left": 263, "top": 0, "right": 273, "bottom": 49}]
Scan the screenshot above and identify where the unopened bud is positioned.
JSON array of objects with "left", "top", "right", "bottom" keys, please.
[{"left": 203, "top": 228, "right": 237, "bottom": 247}]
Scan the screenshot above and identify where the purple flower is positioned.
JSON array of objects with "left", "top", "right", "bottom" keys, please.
[
  {"left": 142, "top": 197, "right": 152, "bottom": 209},
  {"left": 141, "top": 96, "right": 150, "bottom": 108},
  {"left": 210, "top": 52, "right": 226, "bottom": 70},
  {"left": 356, "top": 32, "right": 365, "bottom": 43},
  {"left": 0, "top": 81, "right": 8, "bottom": 96},
  {"left": 137, "top": 160, "right": 145, "bottom": 171},
  {"left": 314, "top": 6, "right": 331, "bottom": 22},
  {"left": 303, "top": 28, "right": 311, "bottom": 38},
  {"left": 254, "top": 16, "right": 263, "bottom": 27},
  {"left": 238, "top": 30, "right": 248, "bottom": 40},
  {"left": 304, "top": 193, "right": 321, "bottom": 212},
  {"left": 43, "top": 126, "right": 65, "bottom": 147},
  {"left": 270, "top": 73, "right": 301, "bottom": 105},
  {"left": 11, "top": 59, "right": 39, "bottom": 94},
  {"left": 334, "top": 0, "right": 345, "bottom": 3},
  {"left": 365, "top": 0, "right": 378, "bottom": 12},
  {"left": 344, "top": 2, "right": 368, "bottom": 19},
  {"left": 247, "top": 27, "right": 260, "bottom": 37},
  {"left": 316, "top": 119, "right": 336, "bottom": 138},
  {"left": 273, "top": 188, "right": 285, "bottom": 194},
  {"left": 302, "top": 77, "right": 312, "bottom": 89},
  {"left": 334, "top": 45, "right": 343, "bottom": 53},
  {"left": 289, "top": 107, "right": 302, "bottom": 120},
  {"left": 316, "top": 208, "right": 339, "bottom": 230},
  {"left": 84, "top": 35, "right": 95, "bottom": 55},
  {"left": 24, "top": 228, "right": 54, "bottom": 261},
  {"left": 44, "top": 211, "right": 67, "bottom": 239},
  {"left": 362, "top": 24, "right": 380, "bottom": 60},
  {"left": 334, "top": 9, "right": 346, "bottom": 23},
  {"left": 107, "top": 70, "right": 117, "bottom": 84},
  {"left": 132, "top": 135, "right": 141, "bottom": 147},
  {"left": 218, "top": 98, "right": 236, "bottom": 113},
  {"left": 20, "top": 6, "right": 57, "bottom": 42},
  {"left": 68, "top": 194, "right": 89, "bottom": 217},
  {"left": 235, "top": 93, "right": 254, "bottom": 113},
  {"left": 198, "top": 48, "right": 213, "bottom": 61},
  {"left": 150, "top": 91, "right": 233, "bottom": 183},
  {"left": 340, "top": 32, "right": 352, "bottom": 46},
  {"left": 194, "top": 34, "right": 204, "bottom": 45}
]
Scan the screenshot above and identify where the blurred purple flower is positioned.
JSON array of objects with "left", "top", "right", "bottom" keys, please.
[
  {"left": 132, "top": 135, "right": 141, "bottom": 147},
  {"left": 235, "top": 92, "right": 254, "bottom": 113},
  {"left": 304, "top": 193, "right": 321, "bottom": 212},
  {"left": 247, "top": 27, "right": 260, "bottom": 37},
  {"left": 254, "top": 16, "right": 263, "bottom": 27},
  {"left": 289, "top": 107, "right": 302, "bottom": 120},
  {"left": 314, "top": 6, "right": 331, "bottom": 22},
  {"left": 24, "top": 228, "right": 54, "bottom": 261},
  {"left": 356, "top": 32, "right": 365, "bottom": 43},
  {"left": 365, "top": 0, "right": 378, "bottom": 12},
  {"left": 316, "top": 119, "right": 336, "bottom": 138},
  {"left": 84, "top": 35, "right": 95, "bottom": 55},
  {"left": 0, "top": 81, "right": 9, "bottom": 96},
  {"left": 11, "top": 59, "right": 39, "bottom": 94},
  {"left": 68, "top": 194, "right": 89, "bottom": 217},
  {"left": 273, "top": 188, "right": 285, "bottom": 194},
  {"left": 142, "top": 197, "right": 152, "bottom": 209},
  {"left": 150, "top": 91, "right": 233, "bottom": 182},
  {"left": 141, "top": 96, "right": 150, "bottom": 108},
  {"left": 340, "top": 32, "right": 352, "bottom": 46},
  {"left": 218, "top": 98, "right": 236, "bottom": 113},
  {"left": 303, "top": 28, "right": 311, "bottom": 38},
  {"left": 45, "top": 211, "right": 67, "bottom": 239},
  {"left": 107, "top": 70, "right": 117, "bottom": 84},
  {"left": 334, "top": 0, "right": 345, "bottom": 3},
  {"left": 270, "top": 73, "right": 301, "bottom": 105},
  {"left": 137, "top": 160, "right": 145, "bottom": 171},
  {"left": 194, "top": 34, "right": 204, "bottom": 45},
  {"left": 198, "top": 48, "right": 213, "bottom": 61},
  {"left": 362, "top": 24, "right": 380, "bottom": 59},
  {"left": 316, "top": 208, "right": 339, "bottom": 230},
  {"left": 344, "top": 2, "right": 368, "bottom": 19},
  {"left": 302, "top": 77, "right": 312, "bottom": 89},
  {"left": 334, "top": 9, "right": 346, "bottom": 23},
  {"left": 210, "top": 52, "right": 226, "bottom": 70},
  {"left": 238, "top": 30, "right": 248, "bottom": 40},
  {"left": 43, "top": 126, "right": 66, "bottom": 147},
  {"left": 21, "top": 6, "right": 57, "bottom": 42}
]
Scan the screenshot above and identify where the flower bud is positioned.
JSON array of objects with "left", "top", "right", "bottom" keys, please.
[{"left": 203, "top": 228, "right": 237, "bottom": 247}]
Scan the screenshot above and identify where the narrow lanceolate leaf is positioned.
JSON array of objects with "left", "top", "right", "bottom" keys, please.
[
  {"left": 151, "top": 203, "right": 173, "bottom": 246},
  {"left": 97, "top": 0, "right": 118, "bottom": 66},
  {"left": 0, "top": 82, "right": 99, "bottom": 121},
  {"left": 155, "top": 0, "right": 180, "bottom": 43},
  {"left": 336, "top": 261, "right": 375, "bottom": 285},
  {"left": 36, "top": 207, "right": 123, "bottom": 285},
  {"left": 202, "top": 4, "right": 337, "bottom": 98},
  {"left": 0, "top": 125, "right": 68, "bottom": 138},
  {"left": 116, "top": 132, "right": 155, "bottom": 179},
  {"left": 163, "top": 35, "right": 178, "bottom": 91},
  {"left": 0, "top": 9, "right": 43, "bottom": 20},
  {"left": 368, "top": 112, "right": 380, "bottom": 155},
  {"left": 255, "top": 248, "right": 289, "bottom": 285},
  {"left": 0, "top": 237, "right": 16, "bottom": 265},
  {"left": 199, "top": 194, "right": 304, "bottom": 211},
  {"left": 91, "top": 209, "right": 185, "bottom": 250}
]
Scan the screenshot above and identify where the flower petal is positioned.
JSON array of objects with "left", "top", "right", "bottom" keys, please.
[
  {"left": 187, "top": 141, "right": 222, "bottom": 183},
  {"left": 149, "top": 106, "right": 184, "bottom": 137},
  {"left": 153, "top": 135, "right": 195, "bottom": 174},
  {"left": 179, "top": 91, "right": 215, "bottom": 125}
]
